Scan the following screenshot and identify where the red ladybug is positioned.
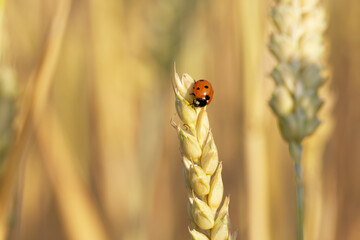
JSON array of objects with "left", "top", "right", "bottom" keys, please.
[{"left": 192, "top": 79, "right": 214, "bottom": 107}]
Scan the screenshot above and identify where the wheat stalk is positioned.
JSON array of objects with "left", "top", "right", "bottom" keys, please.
[
  {"left": 0, "top": 0, "right": 17, "bottom": 174},
  {"left": 0, "top": 1, "right": 18, "bottom": 238},
  {"left": 269, "top": 0, "right": 327, "bottom": 239},
  {"left": 172, "top": 67, "right": 236, "bottom": 240}
]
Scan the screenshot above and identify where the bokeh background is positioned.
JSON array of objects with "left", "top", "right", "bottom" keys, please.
[{"left": 0, "top": 0, "right": 360, "bottom": 239}]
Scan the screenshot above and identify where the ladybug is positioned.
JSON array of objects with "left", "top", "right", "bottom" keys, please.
[{"left": 192, "top": 79, "right": 214, "bottom": 107}]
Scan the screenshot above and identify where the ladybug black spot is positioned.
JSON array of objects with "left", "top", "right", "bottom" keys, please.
[
  {"left": 197, "top": 87, "right": 200, "bottom": 90},
  {"left": 193, "top": 98, "right": 208, "bottom": 107},
  {"left": 199, "top": 80, "right": 204, "bottom": 82},
  {"left": 205, "top": 95, "right": 210, "bottom": 100},
  {"left": 204, "top": 85, "right": 209, "bottom": 89}
]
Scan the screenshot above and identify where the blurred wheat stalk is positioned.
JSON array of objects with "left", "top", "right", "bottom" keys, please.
[
  {"left": 0, "top": 0, "right": 18, "bottom": 238},
  {"left": 0, "top": 0, "right": 16, "bottom": 174},
  {"left": 0, "top": 0, "right": 16, "bottom": 167},
  {"left": 269, "top": 0, "right": 327, "bottom": 239},
  {"left": 237, "top": 0, "right": 273, "bottom": 239},
  {"left": 0, "top": 0, "right": 109, "bottom": 239},
  {"left": 172, "top": 69, "right": 236, "bottom": 240}
]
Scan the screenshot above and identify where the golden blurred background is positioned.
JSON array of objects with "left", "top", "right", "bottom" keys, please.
[{"left": 0, "top": 0, "right": 359, "bottom": 239}]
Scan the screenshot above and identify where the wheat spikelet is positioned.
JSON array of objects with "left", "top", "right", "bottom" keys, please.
[
  {"left": 172, "top": 67, "right": 236, "bottom": 240},
  {"left": 269, "top": 0, "right": 327, "bottom": 239}
]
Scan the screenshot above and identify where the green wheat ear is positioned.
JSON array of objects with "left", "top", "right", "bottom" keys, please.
[
  {"left": 172, "top": 66, "right": 237, "bottom": 240},
  {"left": 269, "top": 0, "right": 327, "bottom": 240}
]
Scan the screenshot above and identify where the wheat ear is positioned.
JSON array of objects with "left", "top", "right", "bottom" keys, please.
[
  {"left": 269, "top": 0, "right": 327, "bottom": 239},
  {"left": 172, "top": 67, "right": 236, "bottom": 240}
]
